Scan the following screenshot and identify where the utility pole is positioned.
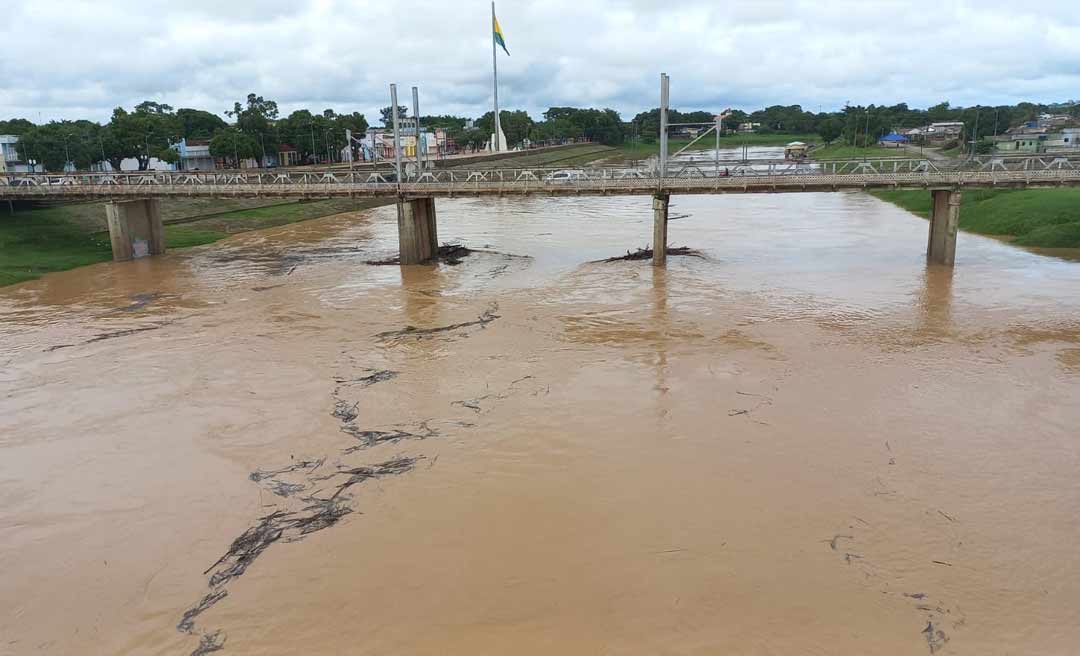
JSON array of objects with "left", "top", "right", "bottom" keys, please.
[{"left": 390, "top": 83, "right": 403, "bottom": 181}]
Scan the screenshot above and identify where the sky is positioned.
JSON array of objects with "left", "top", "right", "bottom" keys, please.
[{"left": 2, "top": 0, "right": 1079, "bottom": 125}]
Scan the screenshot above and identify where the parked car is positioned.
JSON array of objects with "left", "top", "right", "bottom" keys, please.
[{"left": 543, "top": 169, "right": 587, "bottom": 183}]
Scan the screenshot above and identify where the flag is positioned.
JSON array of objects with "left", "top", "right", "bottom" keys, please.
[{"left": 493, "top": 14, "right": 509, "bottom": 56}]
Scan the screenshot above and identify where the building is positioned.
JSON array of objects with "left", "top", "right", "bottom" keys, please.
[
  {"left": 170, "top": 138, "right": 215, "bottom": 171},
  {"left": 0, "top": 134, "right": 43, "bottom": 173},
  {"left": 922, "top": 122, "right": 964, "bottom": 143},
  {"left": 1045, "top": 128, "right": 1080, "bottom": 150},
  {"left": 278, "top": 144, "right": 300, "bottom": 167},
  {"left": 363, "top": 127, "right": 450, "bottom": 162}
]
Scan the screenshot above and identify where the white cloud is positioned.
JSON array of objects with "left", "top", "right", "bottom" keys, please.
[{"left": 1, "top": 0, "right": 1077, "bottom": 124}]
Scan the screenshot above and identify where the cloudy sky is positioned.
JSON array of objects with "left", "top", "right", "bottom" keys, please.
[{"left": 2, "top": 0, "right": 1079, "bottom": 124}]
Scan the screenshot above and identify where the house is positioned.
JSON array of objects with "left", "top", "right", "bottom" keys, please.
[
  {"left": 1037, "top": 113, "right": 1073, "bottom": 129},
  {"left": 0, "top": 134, "right": 43, "bottom": 172},
  {"left": 1044, "top": 128, "right": 1080, "bottom": 151},
  {"left": 737, "top": 122, "right": 761, "bottom": 133},
  {"left": 922, "top": 122, "right": 964, "bottom": 143},
  {"left": 995, "top": 132, "right": 1048, "bottom": 153},
  {"left": 171, "top": 138, "right": 215, "bottom": 171}
]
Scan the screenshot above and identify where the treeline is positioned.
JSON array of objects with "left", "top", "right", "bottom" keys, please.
[
  {"left": 0, "top": 95, "right": 368, "bottom": 171},
  {"left": 4, "top": 94, "right": 1078, "bottom": 171}
]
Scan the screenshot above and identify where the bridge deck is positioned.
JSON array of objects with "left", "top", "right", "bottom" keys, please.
[{"left": 4, "top": 157, "right": 1080, "bottom": 200}]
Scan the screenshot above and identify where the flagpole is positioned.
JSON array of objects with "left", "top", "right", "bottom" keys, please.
[{"left": 491, "top": 1, "right": 502, "bottom": 152}]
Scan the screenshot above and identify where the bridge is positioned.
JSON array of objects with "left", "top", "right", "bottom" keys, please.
[
  {"left": 7, "top": 67, "right": 1080, "bottom": 268},
  {"left": 4, "top": 154, "right": 1079, "bottom": 266}
]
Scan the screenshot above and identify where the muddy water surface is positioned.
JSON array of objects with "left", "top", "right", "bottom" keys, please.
[{"left": 2, "top": 192, "right": 1080, "bottom": 655}]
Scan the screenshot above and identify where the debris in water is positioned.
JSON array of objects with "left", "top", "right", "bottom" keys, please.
[
  {"left": 922, "top": 620, "right": 949, "bottom": 653},
  {"left": 596, "top": 246, "right": 704, "bottom": 262},
  {"left": 44, "top": 321, "right": 175, "bottom": 352},
  {"left": 332, "top": 400, "right": 359, "bottom": 423},
  {"left": 376, "top": 304, "right": 499, "bottom": 341},
  {"left": 340, "top": 421, "right": 438, "bottom": 451},
  {"left": 177, "top": 590, "right": 228, "bottom": 634},
  {"left": 190, "top": 630, "right": 226, "bottom": 656},
  {"left": 367, "top": 243, "right": 476, "bottom": 266},
  {"left": 334, "top": 370, "right": 399, "bottom": 387}
]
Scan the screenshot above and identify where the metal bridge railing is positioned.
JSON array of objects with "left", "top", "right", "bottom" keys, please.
[{"left": 3, "top": 156, "right": 1080, "bottom": 198}]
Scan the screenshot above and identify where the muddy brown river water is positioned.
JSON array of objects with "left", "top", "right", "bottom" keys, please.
[{"left": 2, "top": 192, "right": 1080, "bottom": 655}]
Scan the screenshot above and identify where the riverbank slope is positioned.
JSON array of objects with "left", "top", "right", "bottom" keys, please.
[{"left": 872, "top": 187, "right": 1080, "bottom": 249}]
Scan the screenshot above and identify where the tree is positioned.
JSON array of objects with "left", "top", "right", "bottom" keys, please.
[
  {"left": 475, "top": 109, "right": 534, "bottom": 147},
  {"left": 0, "top": 118, "right": 35, "bottom": 135},
  {"left": 134, "top": 101, "right": 174, "bottom": 115},
  {"left": 380, "top": 105, "right": 409, "bottom": 127},
  {"left": 209, "top": 128, "right": 259, "bottom": 168},
  {"left": 227, "top": 94, "right": 279, "bottom": 135},
  {"left": 176, "top": 108, "right": 227, "bottom": 139},
  {"left": 107, "top": 105, "right": 181, "bottom": 170},
  {"left": 818, "top": 117, "right": 843, "bottom": 145}
]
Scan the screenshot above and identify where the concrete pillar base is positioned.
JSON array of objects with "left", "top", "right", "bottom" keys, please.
[
  {"left": 397, "top": 197, "right": 439, "bottom": 265},
  {"left": 105, "top": 199, "right": 165, "bottom": 262},
  {"left": 927, "top": 189, "right": 961, "bottom": 266},
  {"left": 652, "top": 193, "right": 670, "bottom": 267}
]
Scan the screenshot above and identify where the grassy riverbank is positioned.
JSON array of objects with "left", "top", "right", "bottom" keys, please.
[
  {"left": 0, "top": 198, "right": 388, "bottom": 287},
  {"left": 872, "top": 187, "right": 1080, "bottom": 249}
]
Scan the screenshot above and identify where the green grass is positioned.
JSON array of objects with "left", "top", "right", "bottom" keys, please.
[
  {"left": 0, "top": 197, "right": 392, "bottom": 287},
  {"left": 0, "top": 210, "right": 114, "bottom": 286},
  {"left": 872, "top": 187, "right": 1080, "bottom": 249}
]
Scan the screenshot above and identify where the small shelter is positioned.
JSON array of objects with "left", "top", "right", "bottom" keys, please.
[
  {"left": 878, "top": 132, "right": 909, "bottom": 148},
  {"left": 784, "top": 141, "right": 808, "bottom": 161}
]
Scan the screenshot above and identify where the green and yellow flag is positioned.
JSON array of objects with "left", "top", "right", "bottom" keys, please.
[{"left": 493, "top": 13, "right": 509, "bottom": 56}]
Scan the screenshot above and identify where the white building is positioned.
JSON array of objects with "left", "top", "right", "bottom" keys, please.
[
  {"left": 170, "top": 138, "right": 215, "bottom": 171},
  {"left": 0, "top": 135, "right": 43, "bottom": 173}
]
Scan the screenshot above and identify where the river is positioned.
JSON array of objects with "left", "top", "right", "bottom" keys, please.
[{"left": 2, "top": 190, "right": 1079, "bottom": 655}]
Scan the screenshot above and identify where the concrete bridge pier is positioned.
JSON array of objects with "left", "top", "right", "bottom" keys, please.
[
  {"left": 652, "top": 193, "right": 670, "bottom": 267},
  {"left": 105, "top": 198, "right": 166, "bottom": 262},
  {"left": 397, "top": 197, "right": 439, "bottom": 264},
  {"left": 927, "top": 189, "right": 961, "bottom": 266}
]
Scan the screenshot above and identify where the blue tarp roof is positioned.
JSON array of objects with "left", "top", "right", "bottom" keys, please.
[{"left": 880, "top": 132, "right": 909, "bottom": 142}]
